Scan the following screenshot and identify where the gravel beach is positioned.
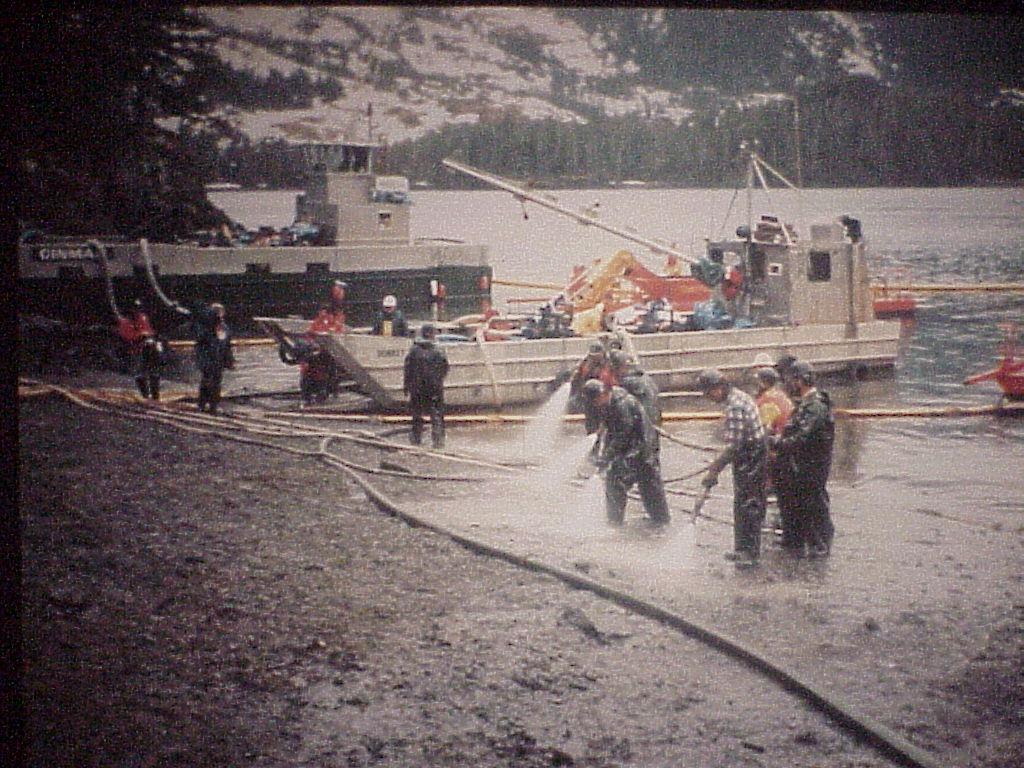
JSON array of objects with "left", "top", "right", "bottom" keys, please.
[{"left": 17, "top": 378, "right": 1024, "bottom": 767}]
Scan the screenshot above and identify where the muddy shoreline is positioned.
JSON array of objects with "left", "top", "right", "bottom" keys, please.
[{"left": 17, "top": 379, "right": 1024, "bottom": 767}]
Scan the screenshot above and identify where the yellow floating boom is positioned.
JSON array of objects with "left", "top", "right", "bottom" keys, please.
[
  {"left": 167, "top": 337, "right": 277, "bottom": 350},
  {"left": 870, "top": 282, "right": 1024, "bottom": 293},
  {"left": 267, "top": 403, "right": 1022, "bottom": 423},
  {"left": 492, "top": 278, "right": 564, "bottom": 291}
]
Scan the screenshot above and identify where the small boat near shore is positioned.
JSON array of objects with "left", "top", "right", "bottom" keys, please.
[
  {"left": 870, "top": 270, "right": 918, "bottom": 319},
  {"left": 258, "top": 152, "right": 901, "bottom": 409},
  {"left": 18, "top": 142, "right": 492, "bottom": 331}
]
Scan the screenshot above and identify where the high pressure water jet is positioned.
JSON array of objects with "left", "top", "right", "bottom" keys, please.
[{"left": 519, "top": 381, "right": 572, "bottom": 460}]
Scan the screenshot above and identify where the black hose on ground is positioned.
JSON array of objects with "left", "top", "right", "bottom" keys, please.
[{"left": 342, "top": 464, "right": 948, "bottom": 768}]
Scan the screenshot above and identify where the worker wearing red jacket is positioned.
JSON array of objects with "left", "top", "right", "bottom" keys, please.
[
  {"left": 117, "top": 299, "right": 162, "bottom": 399},
  {"left": 308, "top": 280, "right": 348, "bottom": 334},
  {"left": 276, "top": 281, "right": 348, "bottom": 405}
]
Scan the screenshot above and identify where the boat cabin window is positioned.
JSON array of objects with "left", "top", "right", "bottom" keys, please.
[
  {"left": 749, "top": 248, "right": 767, "bottom": 281},
  {"left": 305, "top": 262, "right": 330, "bottom": 276},
  {"left": 378, "top": 211, "right": 392, "bottom": 228},
  {"left": 246, "top": 263, "right": 272, "bottom": 275},
  {"left": 808, "top": 251, "right": 832, "bottom": 282},
  {"left": 343, "top": 145, "right": 371, "bottom": 173}
]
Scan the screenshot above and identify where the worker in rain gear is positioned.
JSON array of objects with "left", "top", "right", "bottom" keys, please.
[
  {"left": 191, "top": 302, "right": 235, "bottom": 413},
  {"left": 286, "top": 280, "right": 347, "bottom": 404},
  {"left": 582, "top": 379, "right": 670, "bottom": 527},
  {"left": 771, "top": 360, "right": 835, "bottom": 558},
  {"left": 608, "top": 350, "right": 661, "bottom": 428},
  {"left": 690, "top": 248, "right": 733, "bottom": 327},
  {"left": 403, "top": 323, "right": 450, "bottom": 449},
  {"left": 692, "top": 248, "right": 726, "bottom": 289},
  {"left": 372, "top": 294, "right": 409, "bottom": 337},
  {"left": 117, "top": 299, "right": 162, "bottom": 400},
  {"left": 698, "top": 368, "right": 767, "bottom": 567},
  {"left": 277, "top": 336, "right": 338, "bottom": 406},
  {"left": 774, "top": 353, "right": 798, "bottom": 384},
  {"left": 175, "top": 300, "right": 235, "bottom": 413},
  {"left": 570, "top": 341, "right": 618, "bottom": 442},
  {"left": 636, "top": 299, "right": 663, "bottom": 334}
]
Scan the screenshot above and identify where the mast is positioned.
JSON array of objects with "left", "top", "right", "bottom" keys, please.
[
  {"left": 792, "top": 94, "right": 804, "bottom": 190},
  {"left": 749, "top": 151, "right": 798, "bottom": 246},
  {"left": 744, "top": 143, "right": 754, "bottom": 276},
  {"left": 743, "top": 144, "right": 754, "bottom": 244},
  {"left": 442, "top": 158, "right": 699, "bottom": 266},
  {"left": 793, "top": 93, "right": 805, "bottom": 239}
]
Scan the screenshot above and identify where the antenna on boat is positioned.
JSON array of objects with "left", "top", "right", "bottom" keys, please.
[
  {"left": 781, "top": 88, "right": 807, "bottom": 240},
  {"left": 742, "top": 142, "right": 754, "bottom": 246},
  {"left": 792, "top": 93, "right": 804, "bottom": 190},
  {"left": 741, "top": 142, "right": 755, "bottom": 285}
]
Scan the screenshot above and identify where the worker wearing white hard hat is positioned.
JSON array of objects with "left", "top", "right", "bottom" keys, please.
[{"left": 372, "top": 293, "right": 409, "bottom": 337}]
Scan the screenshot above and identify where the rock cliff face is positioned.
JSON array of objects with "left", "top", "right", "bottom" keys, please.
[
  {"left": 188, "top": 7, "right": 915, "bottom": 144},
  {"left": 166, "top": 8, "right": 1022, "bottom": 188}
]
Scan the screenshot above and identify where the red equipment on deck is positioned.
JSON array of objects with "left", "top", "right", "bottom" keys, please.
[{"left": 563, "top": 249, "right": 711, "bottom": 316}]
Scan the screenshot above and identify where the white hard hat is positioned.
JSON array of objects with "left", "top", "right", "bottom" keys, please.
[
  {"left": 752, "top": 352, "right": 774, "bottom": 369},
  {"left": 382, "top": 294, "right": 397, "bottom": 308}
]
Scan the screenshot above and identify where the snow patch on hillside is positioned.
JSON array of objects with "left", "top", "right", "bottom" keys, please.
[
  {"left": 192, "top": 6, "right": 889, "bottom": 145},
  {"left": 825, "top": 12, "right": 883, "bottom": 79},
  {"left": 196, "top": 5, "right": 658, "bottom": 144},
  {"left": 215, "top": 37, "right": 307, "bottom": 78}
]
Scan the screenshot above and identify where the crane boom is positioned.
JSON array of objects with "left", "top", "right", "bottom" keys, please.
[{"left": 442, "top": 158, "right": 699, "bottom": 265}]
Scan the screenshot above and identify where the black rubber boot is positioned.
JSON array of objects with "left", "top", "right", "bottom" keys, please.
[{"left": 136, "top": 377, "right": 150, "bottom": 398}]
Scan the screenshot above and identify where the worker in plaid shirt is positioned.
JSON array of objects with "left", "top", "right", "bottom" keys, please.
[{"left": 698, "top": 368, "right": 768, "bottom": 566}]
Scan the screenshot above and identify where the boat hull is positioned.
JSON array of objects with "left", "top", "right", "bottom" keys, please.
[
  {"left": 18, "top": 240, "right": 491, "bottom": 332},
  {"left": 264, "top": 318, "right": 901, "bottom": 409},
  {"left": 873, "top": 296, "right": 917, "bottom": 319}
]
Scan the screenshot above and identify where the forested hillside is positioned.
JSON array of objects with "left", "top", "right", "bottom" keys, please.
[{"left": 384, "top": 81, "right": 1020, "bottom": 188}]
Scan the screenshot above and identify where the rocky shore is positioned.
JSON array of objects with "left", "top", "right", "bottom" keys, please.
[{"left": 17, "top": 383, "right": 1024, "bottom": 767}]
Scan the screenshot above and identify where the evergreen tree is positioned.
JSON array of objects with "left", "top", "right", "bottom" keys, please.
[{"left": 11, "top": 4, "right": 227, "bottom": 239}]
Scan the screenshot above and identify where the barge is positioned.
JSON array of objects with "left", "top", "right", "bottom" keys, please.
[
  {"left": 18, "top": 142, "right": 492, "bottom": 331},
  {"left": 259, "top": 208, "right": 900, "bottom": 409}
]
